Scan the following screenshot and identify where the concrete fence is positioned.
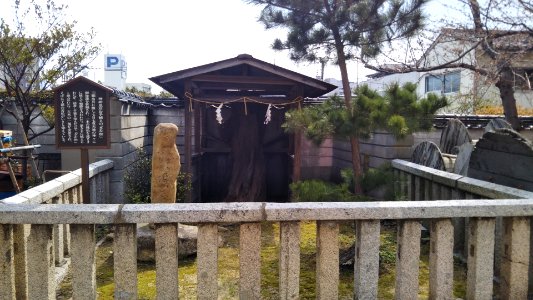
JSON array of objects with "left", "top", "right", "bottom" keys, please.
[
  {"left": 2, "top": 197, "right": 533, "bottom": 297},
  {"left": 0, "top": 159, "right": 113, "bottom": 299},
  {"left": 393, "top": 158, "right": 533, "bottom": 299},
  {"left": 1, "top": 158, "right": 533, "bottom": 299}
]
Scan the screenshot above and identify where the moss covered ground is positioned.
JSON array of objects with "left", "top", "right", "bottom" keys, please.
[{"left": 57, "top": 221, "right": 466, "bottom": 299}]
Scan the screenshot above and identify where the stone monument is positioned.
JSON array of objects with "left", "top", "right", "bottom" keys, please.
[{"left": 151, "top": 123, "right": 181, "bottom": 203}]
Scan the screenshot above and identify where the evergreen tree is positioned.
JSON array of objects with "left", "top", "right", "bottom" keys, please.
[
  {"left": 245, "top": 0, "right": 428, "bottom": 192},
  {"left": 284, "top": 83, "right": 447, "bottom": 150}
]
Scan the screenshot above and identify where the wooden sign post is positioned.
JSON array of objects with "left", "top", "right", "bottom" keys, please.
[{"left": 54, "top": 77, "right": 112, "bottom": 204}]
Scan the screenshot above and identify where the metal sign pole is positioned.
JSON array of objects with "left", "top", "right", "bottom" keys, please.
[{"left": 81, "top": 148, "right": 90, "bottom": 204}]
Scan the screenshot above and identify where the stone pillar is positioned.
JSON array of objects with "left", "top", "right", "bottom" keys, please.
[
  {"left": 0, "top": 224, "right": 15, "bottom": 300},
  {"left": 501, "top": 217, "right": 530, "bottom": 299},
  {"left": 395, "top": 220, "right": 421, "bottom": 299},
  {"left": 354, "top": 220, "right": 380, "bottom": 299},
  {"left": 429, "top": 219, "right": 454, "bottom": 299},
  {"left": 27, "top": 224, "right": 55, "bottom": 300},
  {"left": 279, "top": 221, "right": 300, "bottom": 300},
  {"left": 151, "top": 123, "right": 181, "bottom": 203}
]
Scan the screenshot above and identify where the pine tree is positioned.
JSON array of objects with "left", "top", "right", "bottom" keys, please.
[{"left": 245, "top": 0, "right": 428, "bottom": 192}]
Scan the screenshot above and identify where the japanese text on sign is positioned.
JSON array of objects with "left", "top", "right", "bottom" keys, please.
[{"left": 55, "top": 81, "right": 109, "bottom": 149}]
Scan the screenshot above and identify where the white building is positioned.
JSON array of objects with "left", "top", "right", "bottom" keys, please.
[
  {"left": 104, "top": 54, "right": 127, "bottom": 90},
  {"left": 360, "top": 29, "right": 533, "bottom": 114},
  {"left": 322, "top": 78, "right": 357, "bottom": 97}
]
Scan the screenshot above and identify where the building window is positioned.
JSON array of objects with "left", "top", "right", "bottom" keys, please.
[{"left": 425, "top": 72, "right": 461, "bottom": 93}]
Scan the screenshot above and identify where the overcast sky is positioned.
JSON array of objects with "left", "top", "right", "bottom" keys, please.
[
  {"left": 2, "top": 0, "right": 451, "bottom": 93},
  {"left": 64, "top": 0, "right": 368, "bottom": 92}
]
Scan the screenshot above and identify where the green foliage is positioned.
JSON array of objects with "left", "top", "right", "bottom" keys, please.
[
  {"left": 124, "top": 151, "right": 152, "bottom": 204},
  {"left": 341, "top": 164, "right": 396, "bottom": 200},
  {"left": 157, "top": 90, "right": 175, "bottom": 98},
  {"left": 0, "top": 0, "right": 100, "bottom": 141},
  {"left": 38, "top": 104, "right": 54, "bottom": 126},
  {"left": 124, "top": 86, "right": 153, "bottom": 98},
  {"left": 247, "top": 0, "right": 427, "bottom": 63},
  {"left": 124, "top": 150, "right": 191, "bottom": 204},
  {"left": 289, "top": 168, "right": 373, "bottom": 202},
  {"left": 379, "top": 230, "right": 397, "bottom": 272},
  {"left": 290, "top": 179, "right": 358, "bottom": 202},
  {"left": 246, "top": 0, "right": 430, "bottom": 189},
  {"left": 284, "top": 83, "right": 447, "bottom": 145}
]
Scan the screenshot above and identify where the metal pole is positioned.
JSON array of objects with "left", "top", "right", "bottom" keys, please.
[{"left": 81, "top": 149, "right": 90, "bottom": 204}]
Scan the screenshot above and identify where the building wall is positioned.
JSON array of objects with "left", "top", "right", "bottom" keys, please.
[
  {"left": 99, "top": 101, "right": 151, "bottom": 203},
  {"left": 0, "top": 105, "right": 60, "bottom": 174},
  {"left": 363, "top": 72, "right": 422, "bottom": 94},
  {"left": 329, "top": 132, "right": 414, "bottom": 181},
  {"left": 360, "top": 36, "right": 533, "bottom": 113},
  {"left": 300, "top": 137, "right": 333, "bottom": 181}
]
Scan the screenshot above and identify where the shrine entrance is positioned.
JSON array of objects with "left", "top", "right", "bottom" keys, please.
[{"left": 150, "top": 54, "right": 335, "bottom": 202}]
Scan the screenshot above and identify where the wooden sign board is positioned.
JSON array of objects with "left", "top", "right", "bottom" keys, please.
[{"left": 54, "top": 77, "right": 111, "bottom": 149}]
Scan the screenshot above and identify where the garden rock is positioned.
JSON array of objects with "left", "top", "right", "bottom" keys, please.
[{"left": 136, "top": 223, "right": 224, "bottom": 262}]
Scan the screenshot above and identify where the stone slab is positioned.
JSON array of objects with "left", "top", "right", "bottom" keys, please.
[
  {"left": 457, "top": 177, "right": 533, "bottom": 199},
  {"left": 4, "top": 200, "right": 533, "bottom": 224}
]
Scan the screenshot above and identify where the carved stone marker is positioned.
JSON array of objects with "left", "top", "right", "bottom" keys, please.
[
  {"left": 484, "top": 118, "right": 512, "bottom": 133},
  {"left": 151, "top": 123, "right": 181, "bottom": 203},
  {"left": 469, "top": 129, "right": 533, "bottom": 191},
  {"left": 411, "top": 141, "right": 447, "bottom": 171},
  {"left": 453, "top": 143, "right": 474, "bottom": 176},
  {"left": 440, "top": 118, "right": 471, "bottom": 154}
]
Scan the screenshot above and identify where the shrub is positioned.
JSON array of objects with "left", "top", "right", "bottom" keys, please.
[
  {"left": 341, "top": 164, "right": 396, "bottom": 200},
  {"left": 289, "top": 174, "right": 370, "bottom": 202},
  {"left": 124, "top": 149, "right": 191, "bottom": 203}
]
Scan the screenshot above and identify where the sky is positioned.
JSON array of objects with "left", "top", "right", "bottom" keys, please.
[
  {"left": 70, "top": 0, "right": 371, "bottom": 93},
  {"left": 1, "top": 0, "right": 451, "bottom": 94}
]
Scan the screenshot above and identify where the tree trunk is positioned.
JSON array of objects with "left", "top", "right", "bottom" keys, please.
[
  {"left": 496, "top": 68, "right": 521, "bottom": 131},
  {"left": 224, "top": 112, "right": 266, "bottom": 202},
  {"left": 333, "top": 33, "right": 363, "bottom": 194}
]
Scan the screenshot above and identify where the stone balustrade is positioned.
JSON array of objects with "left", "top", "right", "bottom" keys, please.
[
  {"left": 1, "top": 198, "right": 533, "bottom": 299},
  {"left": 1, "top": 158, "right": 532, "bottom": 299},
  {"left": 392, "top": 158, "right": 533, "bottom": 299},
  {"left": 0, "top": 159, "right": 113, "bottom": 299}
]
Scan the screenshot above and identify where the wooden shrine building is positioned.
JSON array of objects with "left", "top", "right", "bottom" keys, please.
[{"left": 150, "top": 54, "right": 336, "bottom": 202}]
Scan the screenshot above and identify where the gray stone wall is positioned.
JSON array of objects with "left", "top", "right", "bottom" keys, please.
[
  {"left": 91, "top": 100, "right": 151, "bottom": 203},
  {"left": 300, "top": 137, "right": 333, "bottom": 181},
  {"left": 148, "top": 106, "right": 186, "bottom": 164},
  {"left": 330, "top": 132, "right": 413, "bottom": 181}
]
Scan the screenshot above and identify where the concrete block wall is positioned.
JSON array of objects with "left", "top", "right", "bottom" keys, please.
[
  {"left": 300, "top": 137, "right": 333, "bottom": 181},
  {"left": 148, "top": 107, "right": 186, "bottom": 164},
  {"left": 91, "top": 100, "right": 151, "bottom": 203},
  {"left": 331, "top": 132, "right": 414, "bottom": 181}
]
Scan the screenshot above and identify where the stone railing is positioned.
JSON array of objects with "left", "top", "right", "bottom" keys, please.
[
  {"left": 0, "top": 159, "right": 113, "bottom": 299},
  {"left": 2, "top": 198, "right": 533, "bottom": 299},
  {"left": 391, "top": 159, "right": 533, "bottom": 201},
  {"left": 392, "top": 158, "right": 533, "bottom": 297}
]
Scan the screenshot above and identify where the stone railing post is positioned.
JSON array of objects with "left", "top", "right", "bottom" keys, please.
[
  {"left": 429, "top": 219, "right": 454, "bottom": 299},
  {"left": 501, "top": 217, "right": 530, "bottom": 299},
  {"left": 0, "top": 224, "right": 15, "bottom": 299},
  {"left": 354, "top": 220, "right": 380, "bottom": 298}
]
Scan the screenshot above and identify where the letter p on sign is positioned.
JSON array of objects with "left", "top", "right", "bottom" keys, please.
[{"left": 106, "top": 56, "right": 119, "bottom": 69}]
